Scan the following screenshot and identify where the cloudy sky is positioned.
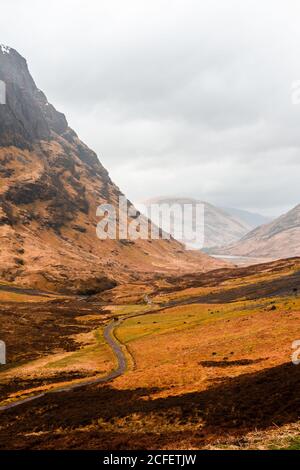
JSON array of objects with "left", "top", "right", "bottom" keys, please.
[{"left": 1, "top": 0, "right": 300, "bottom": 216}]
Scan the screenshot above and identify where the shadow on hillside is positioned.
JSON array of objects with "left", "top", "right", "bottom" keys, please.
[
  {"left": 165, "top": 265, "right": 300, "bottom": 304},
  {"left": 199, "top": 358, "right": 265, "bottom": 367},
  {"left": 1, "top": 362, "right": 300, "bottom": 449}
]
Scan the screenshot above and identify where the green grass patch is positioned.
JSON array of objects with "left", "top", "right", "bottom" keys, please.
[
  {"left": 108, "top": 304, "right": 159, "bottom": 317},
  {"left": 116, "top": 296, "right": 300, "bottom": 344},
  {"left": 46, "top": 328, "right": 113, "bottom": 369},
  {"left": 269, "top": 437, "right": 300, "bottom": 450}
]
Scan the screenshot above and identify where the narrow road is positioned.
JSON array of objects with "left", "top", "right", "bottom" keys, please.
[
  {"left": 0, "top": 300, "right": 193, "bottom": 413},
  {"left": 0, "top": 319, "right": 126, "bottom": 412}
]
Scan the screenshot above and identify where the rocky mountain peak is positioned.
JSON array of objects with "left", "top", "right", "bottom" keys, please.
[
  {"left": 0, "top": 44, "right": 11, "bottom": 55},
  {"left": 0, "top": 45, "right": 68, "bottom": 147}
]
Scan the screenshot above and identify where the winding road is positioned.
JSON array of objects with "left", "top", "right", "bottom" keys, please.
[
  {"left": 0, "top": 286, "right": 222, "bottom": 413},
  {"left": 0, "top": 318, "right": 127, "bottom": 412}
]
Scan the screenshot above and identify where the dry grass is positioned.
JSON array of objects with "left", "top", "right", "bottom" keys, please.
[
  {"left": 0, "top": 258, "right": 300, "bottom": 449},
  {"left": 0, "top": 326, "right": 115, "bottom": 406},
  {"left": 114, "top": 296, "right": 300, "bottom": 395}
]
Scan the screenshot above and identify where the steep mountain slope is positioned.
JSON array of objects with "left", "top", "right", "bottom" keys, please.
[
  {"left": 138, "top": 197, "right": 252, "bottom": 249},
  {"left": 0, "top": 45, "right": 225, "bottom": 292},
  {"left": 212, "top": 204, "right": 300, "bottom": 260}
]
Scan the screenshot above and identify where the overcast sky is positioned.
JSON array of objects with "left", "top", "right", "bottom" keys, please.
[{"left": 1, "top": 0, "right": 300, "bottom": 216}]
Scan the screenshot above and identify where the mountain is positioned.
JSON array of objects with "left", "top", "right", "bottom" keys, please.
[
  {"left": 212, "top": 204, "right": 300, "bottom": 260},
  {"left": 0, "top": 45, "right": 226, "bottom": 293},
  {"left": 220, "top": 207, "right": 272, "bottom": 229},
  {"left": 138, "top": 197, "right": 252, "bottom": 249}
]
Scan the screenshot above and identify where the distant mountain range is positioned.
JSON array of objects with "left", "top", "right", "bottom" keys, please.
[
  {"left": 221, "top": 207, "right": 272, "bottom": 230},
  {"left": 211, "top": 204, "right": 300, "bottom": 260},
  {"left": 138, "top": 197, "right": 269, "bottom": 250}
]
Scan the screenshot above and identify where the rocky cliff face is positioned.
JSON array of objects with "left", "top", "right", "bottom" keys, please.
[
  {"left": 0, "top": 45, "right": 68, "bottom": 146},
  {"left": 0, "top": 45, "right": 226, "bottom": 293},
  {"left": 0, "top": 44, "right": 113, "bottom": 235}
]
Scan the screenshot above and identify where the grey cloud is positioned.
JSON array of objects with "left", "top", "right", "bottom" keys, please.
[{"left": 1, "top": 0, "right": 300, "bottom": 216}]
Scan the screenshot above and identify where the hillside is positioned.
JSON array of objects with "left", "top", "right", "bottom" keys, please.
[
  {"left": 1, "top": 257, "right": 300, "bottom": 449},
  {"left": 138, "top": 197, "right": 252, "bottom": 249},
  {"left": 0, "top": 46, "right": 225, "bottom": 293},
  {"left": 212, "top": 204, "right": 300, "bottom": 260}
]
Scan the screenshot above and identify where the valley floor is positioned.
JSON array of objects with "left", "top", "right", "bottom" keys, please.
[{"left": 0, "top": 258, "right": 300, "bottom": 450}]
